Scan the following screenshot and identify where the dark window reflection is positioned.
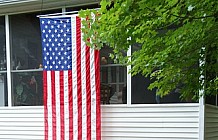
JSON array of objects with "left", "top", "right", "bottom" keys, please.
[
  {"left": 131, "top": 74, "right": 193, "bottom": 104},
  {"left": 0, "top": 16, "right": 6, "bottom": 71},
  {"left": 10, "top": 13, "right": 42, "bottom": 70},
  {"left": 12, "top": 71, "right": 43, "bottom": 106},
  {"left": 0, "top": 73, "right": 8, "bottom": 106},
  {"left": 100, "top": 46, "right": 127, "bottom": 104}
]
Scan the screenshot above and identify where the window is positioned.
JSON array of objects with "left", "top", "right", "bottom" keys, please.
[
  {"left": 9, "top": 9, "right": 61, "bottom": 106},
  {"left": 0, "top": 16, "right": 7, "bottom": 106},
  {"left": 100, "top": 46, "right": 127, "bottom": 104}
]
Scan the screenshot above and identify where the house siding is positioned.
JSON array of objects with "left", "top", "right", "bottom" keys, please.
[
  {"left": 205, "top": 104, "right": 218, "bottom": 140},
  {"left": 0, "top": 104, "right": 200, "bottom": 140}
]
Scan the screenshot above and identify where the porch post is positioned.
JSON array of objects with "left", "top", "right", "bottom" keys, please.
[{"left": 199, "top": 47, "right": 205, "bottom": 140}]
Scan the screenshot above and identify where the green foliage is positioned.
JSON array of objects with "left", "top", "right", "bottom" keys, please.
[{"left": 79, "top": 0, "right": 218, "bottom": 101}]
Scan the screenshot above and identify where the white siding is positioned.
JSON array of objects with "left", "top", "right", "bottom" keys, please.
[
  {"left": 205, "top": 104, "right": 218, "bottom": 140},
  {"left": 0, "top": 104, "right": 200, "bottom": 140},
  {"left": 0, "top": 106, "right": 44, "bottom": 140},
  {"left": 102, "top": 104, "right": 200, "bottom": 140}
]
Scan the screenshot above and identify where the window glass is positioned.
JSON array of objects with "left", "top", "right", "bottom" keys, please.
[
  {"left": 0, "top": 16, "right": 6, "bottom": 71},
  {"left": 100, "top": 46, "right": 127, "bottom": 104},
  {"left": 12, "top": 71, "right": 43, "bottom": 106},
  {"left": 131, "top": 44, "right": 190, "bottom": 104},
  {"left": 10, "top": 13, "right": 42, "bottom": 70},
  {"left": 0, "top": 16, "right": 7, "bottom": 106},
  {"left": 10, "top": 10, "right": 61, "bottom": 106}
]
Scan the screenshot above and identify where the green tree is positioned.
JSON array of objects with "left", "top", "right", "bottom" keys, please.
[{"left": 79, "top": 0, "right": 218, "bottom": 101}]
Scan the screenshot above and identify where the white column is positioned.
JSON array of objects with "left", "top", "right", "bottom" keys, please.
[
  {"left": 199, "top": 47, "right": 205, "bottom": 140},
  {"left": 127, "top": 45, "right": 131, "bottom": 106},
  {"left": 5, "top": 15, "right": 12, "bottom": 107}
]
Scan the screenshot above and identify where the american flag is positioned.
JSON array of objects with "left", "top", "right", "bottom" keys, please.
[{"left": 40, "top": 15, "right": 101, "bottom": 140}]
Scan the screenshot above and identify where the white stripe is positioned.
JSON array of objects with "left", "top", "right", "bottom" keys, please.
[
  {"left": 81, "top": 19, "right": 87, "bottom": 140},
  {"left": 71, "top": 16, "right": 78, "bottom": 140},
  {"left": 64, "top": 71, "right": 69, "bottom": 140},
  {"left": 55, "top": 71, "right": 61, "bottom": 140},
  {"left": 47, "top": 71, "right": 52, "bottom": 140},
  {"left": 90, "top": 48, "right": 97, "bottom": 139}
]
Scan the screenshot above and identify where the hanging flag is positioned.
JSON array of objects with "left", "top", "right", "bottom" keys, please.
[{"left": 40, "top": 15, "right": 101, "bottom": 140}]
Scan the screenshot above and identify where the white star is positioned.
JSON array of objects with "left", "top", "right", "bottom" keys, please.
[
  {"left": 64, "top": 61, "right": 67, "bottom": 64},
  {"left": 48, "top": 21, "right": 51, "bottom": 24},
  {"left": 61, "top": 38, "right": 64, "bottom": 42},
  {"left": 45, "top": 66, "right": 47, "bottom": 68},
  {"left": 50, "top": 65, "right": 53, "bottom": 69},
  {"left": 51, "top": 25, "right": 54, "bottom": 29},
  {"left": 47, "top": 61, "right": 49, "bottom": 64},
  {"left": 41, "top": 20, "right": 45, "bottom": 24},
  {"left": 64, "top": 52, "right": 67, "bottom": 55},
  {"left": 67, "top": 65, "right": 71, "bottom": 68},
  {"left": 56, "top": 65, "right": 59, "bottom": 69},
  {"left": 63, "top": 24, "right": 66, "bottom": 28},
  {"left": 46, "top": 43, "right": 49, "bottom": 47},
  {"left": 52, "top": 61, "right": 55, "bottom": 64},
  {"left": 61, "top": 66, "right": 64, "bottom": 69},
  {"left": 50, "top": 56, "right": 52, "bottom": 60},
  {"left": 45, "top": 25, "right": 48, "bottom": 29},
  {"left": 54, "top": 21, "right": 57, "bottom": 24},
  {"left": 46, "top": 52, "right": 49, "bottom": 56},
  {"left": 61, "top": 56, "right": 64, "bottom": 60},
  {"left": 42, "top": 30, "right": 45, "bottom": 33},
  {"left": 51, "top": 34, "right": 54, "bottom": 38}
]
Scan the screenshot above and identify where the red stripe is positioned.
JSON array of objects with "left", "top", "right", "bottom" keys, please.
[
  {"left": 68, "top": 70, "right": 73, "bottom": 140},
  {"left": 86, "top": 45, "right": 91, "bottom": 140},
  {"left": 51, "top": 71, "right": 56, "bottom": 140},
  {"left": 95, "top": 50, "right": 101, "bottom": 140},
  {"left": 76, "top": 16, "right": 82, "bottom": 140},
  {"left": 43, "top": 71, "right": 48, "bottom": 140},
  {"left": 60, "top": 71, "right": 65, "bottom": 140}
]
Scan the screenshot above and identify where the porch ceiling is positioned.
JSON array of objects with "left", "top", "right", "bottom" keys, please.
[{"left": 0, "top": 0, "right": 99, "bottom": 15}]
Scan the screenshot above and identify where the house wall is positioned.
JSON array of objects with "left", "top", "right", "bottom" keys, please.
[
  {"left": 0, "top": 103, "right": 200, "bottom": 140},
  {"left": 205, "top": 104, "right": 218, "bottom": 140}
]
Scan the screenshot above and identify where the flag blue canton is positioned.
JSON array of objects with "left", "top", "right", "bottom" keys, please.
[{"left": 40, "top": 17, "right": 72, "bottom": 71}]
